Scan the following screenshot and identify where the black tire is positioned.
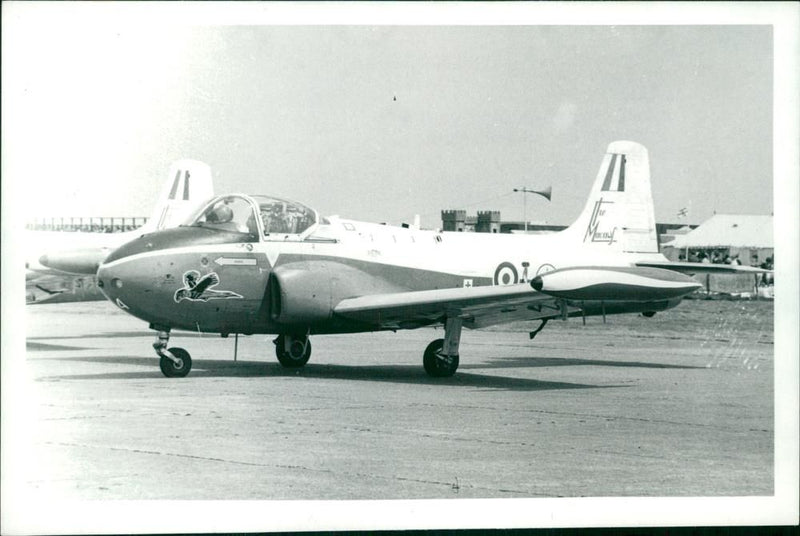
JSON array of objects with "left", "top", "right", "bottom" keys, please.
[
  {"left": 273, "top": 335, "right": 285, "bottom": 360},
  {"left": 159, "top": 347, "right": 192, "bottom": 378},
  {"left": 423, "top": 338, "right": 459, "bottom": 377},
  {"left": 274, "top": 335, "right": 311, "bottom": 368}
]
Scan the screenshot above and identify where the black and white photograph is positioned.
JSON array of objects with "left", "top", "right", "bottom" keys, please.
[{"left": 2, "top": 2, "right": 798, "bottom": 533}]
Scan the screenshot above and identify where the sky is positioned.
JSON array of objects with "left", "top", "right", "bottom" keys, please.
[{"left": 1, "top": 4, "right": 781, "bottom": 229}]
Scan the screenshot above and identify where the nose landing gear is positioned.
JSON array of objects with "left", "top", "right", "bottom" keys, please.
[{"left": 153, "top": 329, "right": 192, "bottom": 378}]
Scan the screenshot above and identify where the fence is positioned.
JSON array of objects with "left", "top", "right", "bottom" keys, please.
[{"left": 26, "top": 217, "right": 148, "bottom": 233}]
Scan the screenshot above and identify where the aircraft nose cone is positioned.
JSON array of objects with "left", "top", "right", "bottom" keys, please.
[
  {"left": 97, "top": 259, "right": 127, "bottom": 290},
  {"left": 96, "top": 264, "right": 114, "bottom": 295},
  {"left": 531, "top": 275, "right": 543, "bottom": 292}
]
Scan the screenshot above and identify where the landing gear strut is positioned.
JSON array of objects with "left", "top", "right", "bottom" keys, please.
[
  {"left": 423, "top": 317, "right": 462, "bottom": 377},
  {"left": 152, "top": 328, "right": 192, "bottom": 378},
  {"left": 274, "top": 333, "right": 312, "bottom": 368}
]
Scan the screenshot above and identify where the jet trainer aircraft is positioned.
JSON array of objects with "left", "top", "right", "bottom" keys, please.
[
  {"left": 96, "top": 141, "right": 765, "bottom": 378},
  {"left": 26, "top": 160, "right": 213, "bottom": 304}
]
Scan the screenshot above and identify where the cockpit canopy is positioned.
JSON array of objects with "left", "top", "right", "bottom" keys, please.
[{"left": 187, "top": 194, "right": 320, "bottom": 239}]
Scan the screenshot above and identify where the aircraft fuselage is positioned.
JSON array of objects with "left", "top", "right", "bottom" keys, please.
[{"left": 98, "top": 214, "right": 674, "bottom": 336}]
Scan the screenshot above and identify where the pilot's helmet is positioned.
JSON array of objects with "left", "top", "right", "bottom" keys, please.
[{"left": 209, "top": 203, "right": 233, "bottom": 223}]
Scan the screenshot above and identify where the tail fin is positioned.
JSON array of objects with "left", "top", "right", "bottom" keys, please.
[
  {"left": 142, "top": 160, "right": 214, "bottom": 233},
  {"left": 561, "top": 141, "right": 658, "bottom": 254}
]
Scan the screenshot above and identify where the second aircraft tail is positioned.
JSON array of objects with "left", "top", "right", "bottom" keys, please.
[{"left": 142, "top": 159, "right": 214, "bottom": 233}]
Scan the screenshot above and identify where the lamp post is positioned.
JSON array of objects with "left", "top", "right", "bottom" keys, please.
[{"left": 513, "top": 187, "right": 551, "bottom": 232}]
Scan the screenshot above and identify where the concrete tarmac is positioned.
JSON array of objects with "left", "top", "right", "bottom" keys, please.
[{"left": 12, "top": 300, "right": 773, "bottom": 501}]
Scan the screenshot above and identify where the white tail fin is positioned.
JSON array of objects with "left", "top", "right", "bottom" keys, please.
[
  {"left": 561, "top": 141, "right": 658, "bottom": 254},
  {"left": 142, "top": 160, "right": 214, "bottom": 233}
]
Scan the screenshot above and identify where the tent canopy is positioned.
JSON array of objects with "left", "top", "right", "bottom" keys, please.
[{"left": 668, "top": 214, "right": 772, "bottom": 249}]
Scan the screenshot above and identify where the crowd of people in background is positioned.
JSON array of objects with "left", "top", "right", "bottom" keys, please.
[
  {"left": 679, "top": 250, "right": 772, "bottom": 268},
  {"left": 678, "top": 249, "right": 774, "bottom": 287}
]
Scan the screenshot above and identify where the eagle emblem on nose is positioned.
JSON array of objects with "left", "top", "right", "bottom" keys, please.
[{"left": 174, "top": 270, "right": 243, "bottom": 302}]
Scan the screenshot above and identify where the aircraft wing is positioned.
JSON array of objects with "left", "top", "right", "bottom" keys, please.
[
  {"left": 334, "top": 265, "right": 704, "bottom": 330},
  {"left": 26, "top": 273, "right": 106, "bottom": 304},
  {"left": 635, "top": 260, "right": 770, "bottom": 275},
  {"left": 333, "top": 283, "right": 573, "bottom": 330}
]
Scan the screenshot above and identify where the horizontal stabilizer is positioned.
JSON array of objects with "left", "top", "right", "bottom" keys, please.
[{"left": 635, "top": 260, "right": 771, "bottom": 275}]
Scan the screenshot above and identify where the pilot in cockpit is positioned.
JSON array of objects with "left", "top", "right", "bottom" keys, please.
[
  {"left": 252, "top": 197, "right": 317, "bottom": 236},
  {"left": 261, "top": 203, "right": 289, "bottom": 234},
  {"left": 205, "top": 201, "right": 234, "bottom": 224},
  {"left": 202, "top": 197, "right": 252, "bottom": 233}
]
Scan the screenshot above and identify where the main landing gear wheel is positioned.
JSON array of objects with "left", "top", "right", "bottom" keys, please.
[
  {"left": 274, "top": 334, "right": 311, "bottom": 368},
  {"left": 159, "top": 347, "right": 192, "bottom": 378},
  {"left": 423, "top": 339, "right": 459, "bottom": 378}
]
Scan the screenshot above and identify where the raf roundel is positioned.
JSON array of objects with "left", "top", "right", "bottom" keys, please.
[{"left": 493, "top": 262, "right": 519, "bottom": 286}]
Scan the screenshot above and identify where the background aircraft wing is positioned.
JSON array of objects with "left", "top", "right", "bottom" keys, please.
[
  {"left": 26, "top": 274, "right": 106, "bottom": 304},
  {"left": 635, "top": 260, "right": 770, "bottom": 275},
  {"left": 333, "top": 284, "right": 573, "bottom": 330}
]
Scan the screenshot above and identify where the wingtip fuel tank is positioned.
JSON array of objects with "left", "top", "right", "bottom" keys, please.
[
  {"left": 531, "top": 266, "right": 702, "bottom": 302},
  {"left": 38, "top": 248, "right": 111, "bottom": 275}
]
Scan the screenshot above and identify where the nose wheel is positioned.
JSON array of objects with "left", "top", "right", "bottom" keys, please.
[
  {"left": 159, "top": 347, "right": 192, "bottom": 378},
  {"left": 153, "top": 329, "right": 192, "bottom": 378}
]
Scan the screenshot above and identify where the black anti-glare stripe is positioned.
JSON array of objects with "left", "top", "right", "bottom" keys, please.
[
  {"left": 618, "top": 155, "right": 626, "bottom": 192},
  {"left": 601, "top": 154, "right": 617, "bottom": 191}
]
